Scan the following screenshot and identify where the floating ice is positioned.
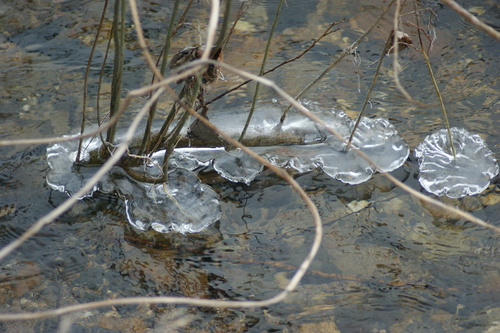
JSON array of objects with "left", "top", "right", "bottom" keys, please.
[
  {"left": 352, "top": 116, "right": 410, "bottom": 173},
  {"left": 46, "top": 102, "right": 410, "bottom": 234},
  {"left": 46, "top": 132, "right": 221, "bottom": 234},
  {"left": 248, "top": 108, "right": 409, "bottom": 185},
  {"left": 122, "top": 168, "right": 221, "bottom": 233},
  {"left": 315, "top": 115, "right": 408, "bottom": 184},
  {"left": 415, "top": 127, "right": 499, "bottom": 198},
  {"left": 46, "top": 135, "right": 102, "bottom": 198}
]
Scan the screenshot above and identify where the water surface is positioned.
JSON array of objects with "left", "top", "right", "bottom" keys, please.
[{"left": 0, "top": 0, "right": 499, "bottom": 331}]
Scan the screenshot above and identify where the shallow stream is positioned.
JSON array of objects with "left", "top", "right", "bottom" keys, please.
[{"left": 0, "top": 0, "right": 499, "bottom": 331}]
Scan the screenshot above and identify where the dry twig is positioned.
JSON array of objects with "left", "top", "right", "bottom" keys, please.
[{"left": 441, "top": 0, "right": 500, "bottom": 41}]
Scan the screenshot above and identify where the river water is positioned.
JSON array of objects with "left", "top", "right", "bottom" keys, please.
[{"left": 0, "top": 0, "right": 499, "bottom": 331}]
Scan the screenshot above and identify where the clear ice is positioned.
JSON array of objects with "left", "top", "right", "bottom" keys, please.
[
  {"left": 141, "top": 103, "right": 409, "bottom": 186},
  {"left": 415, "top": 127, "right": 499, "bottom": 198},
  {"left": 46, "top": 133, "right": 222, "bottom": 234},
  {"left": 121, "top": 168, "right": 221, "bottom": 233},
  {"left": 314, "top": 111, "right": 409, "bottom": 184},
  {"left": 213, "top": 149, "right": 263, "bottom": 185},
  {"left": 46, "top": 102, "right": 411, "bottom": 233},
  {"left": 46, "top": 135, "right": 103, "bottom": 199}
]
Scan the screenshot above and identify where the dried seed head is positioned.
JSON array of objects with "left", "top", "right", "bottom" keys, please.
[{"left": 387, "top": 31, "right": 413, "bottom": 54}]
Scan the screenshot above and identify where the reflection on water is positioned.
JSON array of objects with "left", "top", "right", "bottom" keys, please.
[{"left": 0, "top": 0, "right": 499, "bottom": 331}]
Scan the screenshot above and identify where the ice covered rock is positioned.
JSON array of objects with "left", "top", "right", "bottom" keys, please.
[{"left": 415, "top": 127, "right": 499, "bottom": 198}]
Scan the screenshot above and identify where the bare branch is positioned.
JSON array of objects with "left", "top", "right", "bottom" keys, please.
[{"left": 441, "top": 0, "right": 500, "bottom": 41}]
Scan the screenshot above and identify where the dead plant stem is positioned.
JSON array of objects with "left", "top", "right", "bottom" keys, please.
[
  {"left": 415, "top": 4, "right": 456, "bottom": 158},
  {"left": 138, "top": 0, "right": 181, "bottom": 156},
  {"left": 106, "top": 0, "right": 126, "bottom": 144},
  {"left": 346, "top": 31, "right": 395, "bottom": 151},
  {"left": 77, "top": 0, "right": 110, "bottom": 162},
  {"left": 391, "top": 0, "right": 424, "bottom": 105},
  {"left": 96, "top": 24, "right": 114, "bottom": 154},
  {"left": 239, "top": 0, "right": 284, "bottom": 142}
]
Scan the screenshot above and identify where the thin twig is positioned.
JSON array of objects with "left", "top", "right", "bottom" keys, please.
[
  {"left": 138, "top": 0, "right": 181, "bottom": 156},
  {"left": 391, "top": 0, "right": 425, "bottom": 105},
  {"left": 203, "top": 19, "right": 343, "bottom": 109},
  {"left": 128, "top": 0, "right": 164, "bottom": 80},
  {"left": 239, "top": 0, "right": 284, "bottom": 142},
  {"left": 200, "top": 0, "right": 219, "bottom": 60},
  {"left": 415, "top": 4, "right": 456, "bottom": 158},
  {"left": 346, "top": 30, "right": 395, "bottom": 151},
  {"left": 96, "top": 22, "right": 114, "bottom": 154},
  {"left": 106, "top": 0, "right": 126, "bottom": 144},
  {"left": 441, "top": 0, "right": 500, "bottom": 41}
]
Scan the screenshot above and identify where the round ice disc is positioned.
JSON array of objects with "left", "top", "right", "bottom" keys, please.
[{"left": 415, "top": 127, "right": 499, "bottom": 198}]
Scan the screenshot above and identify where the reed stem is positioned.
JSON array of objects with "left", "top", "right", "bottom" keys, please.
[
  {"left": 239, "top": 0, "right": 284, "bottom": 142},
  {"left": 106, "top": 0, "right": 126, "bottom": 144}
]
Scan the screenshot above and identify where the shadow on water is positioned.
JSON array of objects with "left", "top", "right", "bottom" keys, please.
[{"left": 0, "top": 0, "right": 499, "bottom": 331}]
